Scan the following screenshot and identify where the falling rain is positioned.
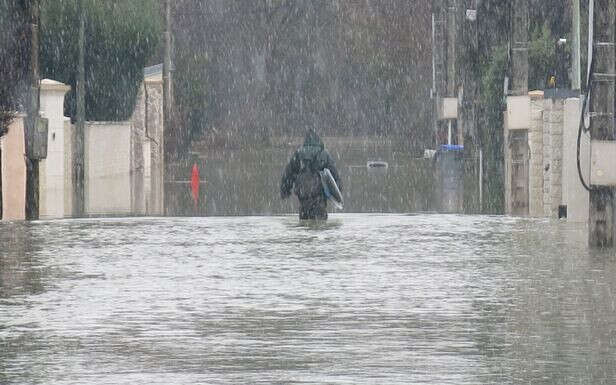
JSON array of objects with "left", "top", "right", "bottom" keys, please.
[{"left": 1, "top": 1, "right": 615, "bottom": 384}]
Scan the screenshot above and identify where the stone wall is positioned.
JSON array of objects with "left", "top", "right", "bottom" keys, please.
[
  {"left": 505, "top": 90, "right": 589, "bottom": 223},
  {"left": 542, "top": 98, "right": 564, "bottom": 218},
  {"left": 528, "top": 91, "right": 544, "bottom": 217},
  {"left": 1, "top": 67, "right": 165, "bottom": 220},
  {"left": 130, "top": 72, "right": 164, "bottom": 216},
  {"left": 84, "top": 68, "right": 164, "bottom": 217}
]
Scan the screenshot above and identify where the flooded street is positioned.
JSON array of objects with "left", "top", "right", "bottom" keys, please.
[{"left": 1, "top": 214, "right": 615, "bottom": 384}]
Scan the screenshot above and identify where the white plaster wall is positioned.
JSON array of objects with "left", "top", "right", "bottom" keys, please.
[
  {"left": 39, "top": 79, "right": 71, "bottom": 219},
  {"left": 563, "top": 98, "right": 589, "bottom": 223},
  {"left": 1, "top": 116, "right": 27, "bottom": 220},
  {"left": 85, "top": 122, "right": 132, "bottom": 215}
]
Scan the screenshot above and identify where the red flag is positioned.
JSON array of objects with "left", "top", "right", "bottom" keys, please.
[{"left": 190, "top": 163, "right": 199, "bottom": 211}]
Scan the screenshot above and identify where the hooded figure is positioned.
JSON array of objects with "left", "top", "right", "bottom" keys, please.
[{"left": 281, "top": 129, "right": 342, "bottom": 220}]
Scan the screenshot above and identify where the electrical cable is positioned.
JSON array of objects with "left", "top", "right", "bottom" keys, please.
[
  {"left": 576, "top": 91, "right": 593, "bottom": 191},
  {"left": 577, "top": 3, "right": 596, "bottom": 193}
]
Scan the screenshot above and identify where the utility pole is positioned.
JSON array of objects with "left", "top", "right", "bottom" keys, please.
[
  {"left": 163, "top": 0, "right": 172, "bottom": 151},
  {"left": 432, "top": 0, "right": 465, "bottom": 213},
  {"left": 459, "top": 0, "right": 480, "bottom": 212},
  {"left": 162, "top": 0, "right": 172, "bottom": 214},
  {"left": 511, "top": 0, "right": 529, "bottom": 95},
  {"left": 446, "top": 0, "right": 457, "bottom": 146},
  {"left": 457, "top": 1, "right": 478, "bottom": 141},
  {"left": 571, "top": 0, "right": 581, "bottom": 91},
  {"left": 588, "top": 0, "right": 616, "bottom": 247},
  {"left": 432, "top": 0, "right": 447, "bottom": 147},
  {"left": 446, "top": 0, "right": 456, "bottom": 98},
  {"left": 74, "top": 1, "right": 85, "bottom": 217},
  {"left": 504, "top": 0, "right": 529, "bottom": 216},
  {"left": 25, "top": 0, "right": 40, "bottom": 220}
]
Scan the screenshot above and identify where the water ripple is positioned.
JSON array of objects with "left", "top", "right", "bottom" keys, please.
[{"left": 1, "top": 214, "right": 615, "bottom": 384}]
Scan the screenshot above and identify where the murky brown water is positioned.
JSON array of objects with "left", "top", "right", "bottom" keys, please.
[{"left": 1, "top": 214, "right": 615, "bottom": 384}]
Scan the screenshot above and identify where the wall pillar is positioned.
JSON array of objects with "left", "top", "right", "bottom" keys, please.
[
  {"left": 131, "top": 65, "right": 164, "bottom": 216},
  {"left": 542, "top": 97, "right": 564, "bottom": 218},
  {"left": 39, "top": 79, "right": 71, "bottom": 219}
]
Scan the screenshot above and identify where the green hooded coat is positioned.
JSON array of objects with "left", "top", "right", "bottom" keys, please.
[{"left": 280, "top": 130, "right": 341, "bottom": 219}]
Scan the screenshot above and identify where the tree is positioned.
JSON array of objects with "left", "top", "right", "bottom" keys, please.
[
  {"left": 0, "top": 0, "right": 29, "bottom": 137},
  {"left": 338, "top": 0, "right": 432, "bottom": 142},
  {"left": 173, "top": 0, "right": 433, "bottom": 151},
  {"left": 473, "top": 1, "right": 573, "bottom": 213},
  {"left": 0, "top": 0, "right": 30, "bottom": 218},
  {"left": 39, "top": 0, "right": 162, "bottom": 121},
  {"left": 528, "top": 22, "right": 559, "bottom": 89}
]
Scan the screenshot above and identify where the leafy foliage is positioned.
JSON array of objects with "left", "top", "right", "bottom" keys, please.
[
  {"left": 528, "top": 22, "right": 573, "bottom": 90},
  {"left": 0, "top": 0, "right": 29, "bottom": 136},
  {"left": 40, "top": 0, "right": 162, "bottom": 121},
  {"left": 474, "top": 0, "right": 574, "bottom": 213}
]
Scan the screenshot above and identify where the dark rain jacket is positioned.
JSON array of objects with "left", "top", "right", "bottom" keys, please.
[{"left": 280, "top": 131, "right": 341, "bottom": 219}]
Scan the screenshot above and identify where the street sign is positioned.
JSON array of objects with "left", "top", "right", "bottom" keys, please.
[{"left": 466, "top": 9, "right": 477, "bottom": 21}]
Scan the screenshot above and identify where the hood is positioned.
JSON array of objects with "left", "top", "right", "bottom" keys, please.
[
  {"left": 297, "top": 129, "right": 324, "bottom": 164},
  {"left": 303, "top": 129, "right": 324, "bottom": 149}
]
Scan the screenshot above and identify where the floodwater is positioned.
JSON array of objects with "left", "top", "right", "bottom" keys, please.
[
  {"left": 1, "top": 214, "right": 615, "bottom": 384},
  {"left": 168, "top": 136, "right": 434, "bottom": 216}
]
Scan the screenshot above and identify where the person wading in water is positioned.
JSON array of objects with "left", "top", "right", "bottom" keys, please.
[{"left": 280, "top": 129, "right": 342, "bottom": 220}]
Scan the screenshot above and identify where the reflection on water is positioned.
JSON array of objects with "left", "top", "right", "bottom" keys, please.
[
  {"left": 1, "top": 214, "right": 615, "bottom": 384},
  {"left": 167, "top": 137, "right": 434, "bottom": 216}
]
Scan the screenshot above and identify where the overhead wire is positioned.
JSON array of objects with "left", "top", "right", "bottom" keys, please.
[
  {"left": 576, "top": 81, "right": 592, "bottom": 192},
  {"left": 576, "top": 0, "right": 595, "bottom": 192}
]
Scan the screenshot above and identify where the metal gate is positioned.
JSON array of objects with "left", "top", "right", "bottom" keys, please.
[{"left": 510, "top": 131, "right": 529, "bottom": 215}]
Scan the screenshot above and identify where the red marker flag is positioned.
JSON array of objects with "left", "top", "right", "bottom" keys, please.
[{"left": 190, "top": 163, "right": 199, "bottom": 212}]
